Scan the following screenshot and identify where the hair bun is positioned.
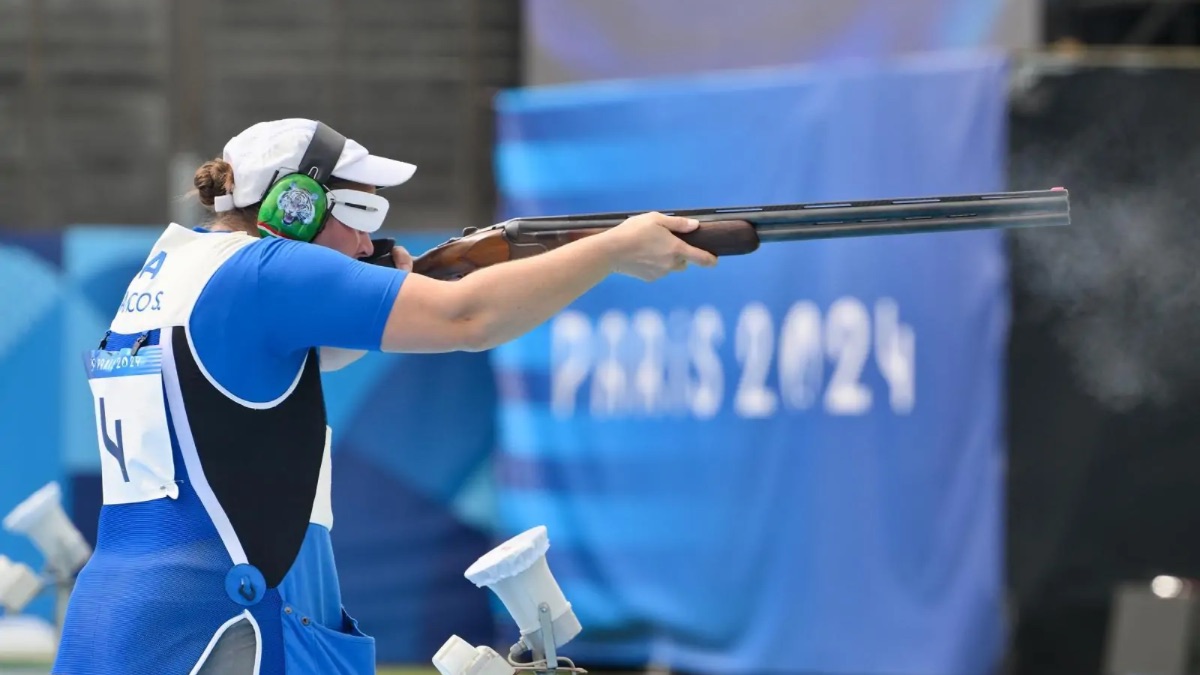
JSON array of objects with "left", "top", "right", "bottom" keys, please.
[{"left": 194, "top": 158, "right": 235, "bottom": 208}]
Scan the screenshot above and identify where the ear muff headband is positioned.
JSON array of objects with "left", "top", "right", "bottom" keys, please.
[{"left": 256, "top": 122, "right": 348, "bottom": 242}]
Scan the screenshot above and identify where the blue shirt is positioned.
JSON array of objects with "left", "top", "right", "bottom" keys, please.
[{"left": 191, "top": 233, "right": 405, "bottom": 403}]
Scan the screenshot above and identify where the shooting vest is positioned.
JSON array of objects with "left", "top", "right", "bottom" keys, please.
[
  {"left": 57, "top": 224, "right": 370, "bottom": 675},
  {"left": 89, "top": 223, "right": 334, "bottom": 585}
]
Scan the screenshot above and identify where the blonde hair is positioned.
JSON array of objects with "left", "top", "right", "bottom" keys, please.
[{"left": 192, "top": 157, "right": 258, "bottom": 234}]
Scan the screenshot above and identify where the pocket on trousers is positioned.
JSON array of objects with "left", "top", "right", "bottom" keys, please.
[{"left": 282, "top": 605, "right": 376, "bottom": 675}]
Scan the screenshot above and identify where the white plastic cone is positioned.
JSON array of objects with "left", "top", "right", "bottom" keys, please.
[
  {"left": 3, "top": 483, "right": 91, "bottom": 578},
  {"left": 464, "top": 526, "right": 581, "bottom": 651}
]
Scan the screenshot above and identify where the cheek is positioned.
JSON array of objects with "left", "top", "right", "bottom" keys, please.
[
  {"left": 338, "top": 229, "right": 360, "bottom": 256},
  {"left": 338, "top": 228, "right": 368, "bottom": 256},
  {"left": 314, "top": 221, "right": 356, "bottom": 255}
]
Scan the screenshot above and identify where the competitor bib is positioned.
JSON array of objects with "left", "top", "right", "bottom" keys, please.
[{"left": 84, "top": 346, "right": 179, "bottom": 505}]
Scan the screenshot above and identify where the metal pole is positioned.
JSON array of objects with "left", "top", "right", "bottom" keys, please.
[{"left": 535, "top": 602, "right": 558, "bottom": 674}]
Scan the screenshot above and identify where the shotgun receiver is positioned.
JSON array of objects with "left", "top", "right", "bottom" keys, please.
[{"left": 363, "top": 188, "right": 1070, "bottom": 280}]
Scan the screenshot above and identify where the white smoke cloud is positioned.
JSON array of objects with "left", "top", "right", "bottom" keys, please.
[{"left": 1009, "top": 151, "right": 1200, "bottom": 412}]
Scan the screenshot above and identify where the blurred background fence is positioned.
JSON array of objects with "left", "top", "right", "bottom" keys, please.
[{"left": 5, "top": 1, "right": 1200, "bottom": 674}]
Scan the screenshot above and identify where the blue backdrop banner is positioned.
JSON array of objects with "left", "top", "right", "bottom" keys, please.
[{"left": 492, "top": 52, "right": 1011, "bottom": 674}]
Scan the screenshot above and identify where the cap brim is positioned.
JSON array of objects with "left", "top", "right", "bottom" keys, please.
[{"left": 334, "top": 154, "right": 417, "bottom": 189}]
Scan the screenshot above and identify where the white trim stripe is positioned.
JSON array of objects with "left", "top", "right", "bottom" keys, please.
[
  {"left": 162, "top": 326, "right": 249, "bottom": 565},
  {"left": 248, "top": 612, "right": 260, "bottom": 672},
  {"left": 309, "top": 426, "right": 334, "bottom": 530},
  {"left": 186, "top": 610, "right": 262, "bottom": 675},
  {"left": 184, "top": 323, "right": 308, "bottom": 410}
]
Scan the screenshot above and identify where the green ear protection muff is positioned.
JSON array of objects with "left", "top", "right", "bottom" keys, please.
[{"left": 256, "top": 122, "right": 347, "bottom": 242}]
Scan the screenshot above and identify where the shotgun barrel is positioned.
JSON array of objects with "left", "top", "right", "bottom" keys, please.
[{"left": 502, "top": 188, "right": 1070, "bottom": 242}]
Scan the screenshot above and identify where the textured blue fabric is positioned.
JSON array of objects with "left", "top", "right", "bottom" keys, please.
[
  {"left": 54, "top": 379, "right": 286, "bottom": 674},
  {"left": 281, "top": 605, "right": 377, "bottom": 675},
  {"left": 251, "top": 589, "right": 287, "bottom": 675},
  {"left": 278, "top": 524, "right": 346, "bottom": 632}
]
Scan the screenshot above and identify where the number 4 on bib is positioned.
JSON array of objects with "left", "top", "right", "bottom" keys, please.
[{"left": 83, "top": 345, "right": 179, "bottom": 505}]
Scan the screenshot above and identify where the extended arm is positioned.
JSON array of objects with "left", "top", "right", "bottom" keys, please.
[{"left": 381, "top": 213, "right": 716, "bottom": 353}]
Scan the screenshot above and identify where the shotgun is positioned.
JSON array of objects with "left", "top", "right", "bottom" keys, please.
[{"left": 362, "top": 188, "right": 1070, "bottom": 280}]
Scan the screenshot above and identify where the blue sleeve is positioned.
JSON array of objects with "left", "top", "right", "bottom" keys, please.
[
  {"left": 252, "top": 239, "right": 406, "bottom": 353},
  {"left": 189, "top": 237, "right": 405, "bottom": 403}
]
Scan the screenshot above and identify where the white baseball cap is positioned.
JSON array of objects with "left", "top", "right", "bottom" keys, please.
[{"left": 214, "top": 118, "right": 417, "bottom": 213}]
